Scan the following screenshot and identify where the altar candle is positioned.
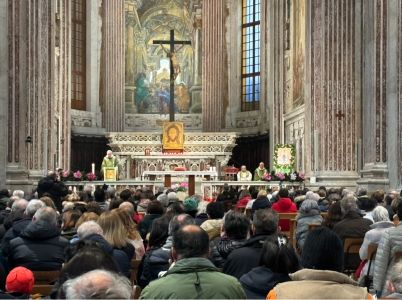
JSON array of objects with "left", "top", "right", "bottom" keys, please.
[{"left": 91, "top": 163, "right": 95, "bottom": 174}]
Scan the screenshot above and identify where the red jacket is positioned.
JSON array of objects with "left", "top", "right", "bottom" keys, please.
[
  {"left": 236, "top": 195, "right": 252, "bottom": 209},
  {"left": 272, "top": 197, "right": 297, "bottom": 232}
]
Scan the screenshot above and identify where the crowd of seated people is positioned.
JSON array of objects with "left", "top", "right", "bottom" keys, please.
[{"left": 0, "top": 177, "right": 401, "bottom": 299}]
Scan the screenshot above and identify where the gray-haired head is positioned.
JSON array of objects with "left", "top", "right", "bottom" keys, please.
[
  {"left": 33, "top": 206, "right": 57, "bottom": 227},
  {"left": 63, "top": 269, "right": 132, "bottom": 299},
  {"left": 356, "top": 187, "right": 367, "bottom": 197},
  {"left": 12, "top": 190, "right": 25, "bottom": 199},
  {"left": 119, "top": 202, "right": 135, "bottom": 215},
  {"left": 11, "top": 199, "right": 29, "bottom": 214},
  {"left": 77, "top": 221, "right": 104, "bottom": 239},
  {"left": 389, "top": 261, "right": 402, "bottom": 294},
  {"left": 24, "top": 199, "right": 45, "bottom": 218},
  {"left": 253, "top": 209, "right": 279, "bottom": 235},
  {"left": 305, "top": 191, "right": 320, "bottom": 202},
  {"left": 300, "top": 199, "right": 320, "bottom": 214},
  {"left": 340, "top": 195, "right": 358, "bottom": 216},
  {"left": 372, "top": 205, "right": 390, "bottom": 223}
]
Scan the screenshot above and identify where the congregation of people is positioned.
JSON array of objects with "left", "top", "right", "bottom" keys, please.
[{"left": 0, "top": 171, "right": 402, "bottom": 299}]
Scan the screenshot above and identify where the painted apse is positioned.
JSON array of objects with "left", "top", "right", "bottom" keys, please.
[{"left": 125, "top": 0, "right": 200, "bottom": 116}]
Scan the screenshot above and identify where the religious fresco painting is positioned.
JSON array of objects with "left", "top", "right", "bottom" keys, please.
[
  {"left": 125, "top": 0, "right": 199, "bottom": 115},
  {"left": 292, "top": 0, "right": 305, "bottom": 107}
]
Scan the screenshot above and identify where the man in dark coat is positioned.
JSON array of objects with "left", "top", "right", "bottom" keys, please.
[
  {"left": 9, "top": 207, "right": 68, "bottom": 270},
  {"left": 223, "top": 209, "right": 279, "bottom": 279}
]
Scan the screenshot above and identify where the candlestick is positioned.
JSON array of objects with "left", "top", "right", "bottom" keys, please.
[{"left": 91, "top": 163, "right": 95, "bottom": 174}]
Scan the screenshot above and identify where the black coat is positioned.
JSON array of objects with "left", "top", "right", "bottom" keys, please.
[
  {"left": 138, "top": 214, "right": 161, "bottom": 239},
  {"left": 223, "top": 234, "right": 269, "bottom": 279},
  {"left": 210, "top": 238, "right": 246, "bottom": 268},
  {"left": 138, "top": 247, "right": 170, "bottom": 288},
  {"left": 9, "top": 221, "right": 68, "bottom": 270},
  {"left": 84, "top": 234, "right": 133, "bottom": 277},
  {"left": 240, "top": 266, "right": 290, "bottom": 299},
  {"left": 1, "top": 218, "right": 31, "bottom": 258}
]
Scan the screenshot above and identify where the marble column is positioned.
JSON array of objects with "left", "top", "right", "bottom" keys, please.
[
  {"left": 5, "top": 0, "right": 71, "bottom": 190},
  {"left": 0, "top": 0, "right": 8, "bottom": 187},
  {"left": 202, "top": 0, "right": 227, "bottom": 132},
  {"left": 189, "top": 3, "right": 202, "bottom": 113},
  {"left": 100, "top": 0, "right": 125, "bottom": 132},
  {"left": 305, "top": 0, "right": 362, "bottom": 187},
  {"left": 86, "top": 0, "right": 102, "bottom": 126}
]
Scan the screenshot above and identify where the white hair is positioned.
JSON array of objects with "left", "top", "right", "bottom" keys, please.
[
  {"left": 11, "top": 199, "right": 29, "bottom": 213},
  {"left": 107, "top": 150, "right": 113, "bottom": 154},
  {"left": 12, "top": 190, "right": 24, "bottom": 199},
  {"left": 63, "top": 269, "right": 132, "bottom": 299},
  {"left": 33, "top": 206, "right": 57, "bottom": 226},
  {"left": 305, "top": 191, "right": 320, "bottom": 202},
  {"left": 77, "top": 221, "right": 104, "bottom": 239},
  {"left": 372, "top": 205, "right": 390, "bottom": 223},
  {"left": 25, "top": 199, "right": 45, "bottom": 218},
  {"left": 119, "top": 202, "right": 134, "bottom": 215},
  {"left": 340, "top": 195, "right": 358, "bottom": 215}
]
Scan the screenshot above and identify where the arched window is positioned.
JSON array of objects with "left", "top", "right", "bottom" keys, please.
[
  {"left": 71, "top": 0, "right": 86, "bottom": 110},
  {"left": 241, "top": 0, "right": 261, "bottom": 111}
]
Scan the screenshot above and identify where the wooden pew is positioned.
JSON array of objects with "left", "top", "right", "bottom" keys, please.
[
  {"left": 343, "top": 237, "right": 364, "bottom": 275},
  {"left": 130, "top": 259, "right": 142, "bottom": 285},
  {"left": 364, "top": 243, "right": 378, "bottom": 290},
  {"left": 31, "top": 270, "right": 60, "bottom": 297}
]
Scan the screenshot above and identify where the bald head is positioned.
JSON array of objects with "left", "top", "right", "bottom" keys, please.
[{"left": 173, "top": 225, "right": 209, "bottom": 260}]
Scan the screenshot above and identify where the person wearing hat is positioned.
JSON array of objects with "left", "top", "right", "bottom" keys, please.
[
  {"left": 200, "top": 202, "right": 225, "bottom": 240},
  {"left": 4, "top": 266, "right": 34, "bottom": 298},
  {"left": 183, "top": 197, "right": 199, "bottom": 218}
]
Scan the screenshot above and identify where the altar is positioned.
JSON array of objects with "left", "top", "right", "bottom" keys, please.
[{"left": 107, "top": 132, "right": 238, "bottom": 190}]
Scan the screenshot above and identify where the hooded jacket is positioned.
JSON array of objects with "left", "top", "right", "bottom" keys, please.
[
  {"left": 295, "top": 201, "right": 323, "bottom": 249},
  {"left": 140, "top": 257, "right": 246, "bottom": 299},
  {"left": 267, "top": 269, "right": 373, "bottom": 299},
  {"left": 9, "top": 221, "right": 68, "bottom": 270},
  {"left": 240, "top": 266, "right": 290, "bottom": 299},
  {"left": 1, "top": 218, "right": 31, "bottom": 258},
  {"left": 272, "top": 197, "right": 297, "bottom": 231}
]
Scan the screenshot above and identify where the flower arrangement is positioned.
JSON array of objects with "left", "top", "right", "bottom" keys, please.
[
  {"left": 62, "top": 170, "right": 70, "bottom": 179},
  {"left": 86, "top": 172, "right": 97, "bottom": 181},
  {"left": 262, "top": 173, "right": 272, "bottom": 181},
  {"left": 275, "top": 172, "right": 286, "bottom": 181},
  {"left": 73, "top": 170, "right": 82, "bottom": 181}
]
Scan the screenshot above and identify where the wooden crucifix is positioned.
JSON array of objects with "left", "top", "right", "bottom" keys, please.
[{"left": 153, "top": 30, "right": 191, "bottom": 122}]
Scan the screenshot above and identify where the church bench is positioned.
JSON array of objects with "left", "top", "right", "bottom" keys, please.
[
  {"left": 130, "top": 259, "right": 142, "bottom": 285},
  {"left": 343, "top": 237, "right": 364, "bottom": 275},
  {"left": 364, "top": 243, "right": 378, "bottom": 291},
  {"left": 31, "top": 270, "right": 60, "bottom": 297}
]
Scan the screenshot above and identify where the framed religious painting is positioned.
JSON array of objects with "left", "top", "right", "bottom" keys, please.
[
  {"left": 162, "top": 122, "right": 184, "bottom": 151},
  {"left": 273, "top": 144, "right": 296, "bottom": 174}
]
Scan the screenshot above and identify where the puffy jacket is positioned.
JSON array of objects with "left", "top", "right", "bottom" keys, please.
[
  {"left": 138, "top": 214, "right": 161, "bottom": 239},
  {"left": 210, "top": 238, "right": 247, "bottom": 268},
  {"left": 240, "top": 266, "right": 290, "bottom": 299},
  {"left": 272, "top": 198, "right": 297, "bottom": 231},
  {"left": 295, "top": 211, "right": 322, "bottom": 249},
  {"left": 1, "top": 218, "right": 31, "bottom": 257},
  {"left": 138, "top": 247, "right": 170, "bottom": 288},
  {"left": 140, "top": 257, "right": 246, "bottom": 299},
  {"left": 9, "top": 221, "right": 68, "bottom": 270},
  {"left": 373, "top": 224, "right": 402, "bottom": 295},
  {"left": 200, "top": 219, "right": 222, "bottom": 240},
  {"left": 267, "top": 269, "right": 373, "bottom": 299},
  {"left": 223, "top": 234, "right": 269, "bottom": 279}
]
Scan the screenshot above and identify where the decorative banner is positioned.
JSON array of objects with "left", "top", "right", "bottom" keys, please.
[
  {"left": 162, "top": 122, "right": 184, "bottom": 151},
  {"left": 273, "top": 144, "right": 296, "bottom": 174}
]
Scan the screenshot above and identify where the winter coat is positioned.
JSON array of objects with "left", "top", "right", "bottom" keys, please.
[
  {"left": 295, "top": 210, "right": 323, "bottom": 249},
  {"left": 236, "top": 195, "right": 252, "bottom": 209},
  {"left": 267, "top": 269, "right": 372, "bottom": 299},
  {"left": 210, "top": 238, "right": 247, "bottom": 268},
  {"left": 138, "top": 214, "right": 161, "bottom": 239},
  {"left": 84, "top": 233, "right": 133, "bottom": 277},
  {"left": 1, "top": 218, "right": 31, "bottom": 258},
  {"left": 373, "top": 224, "right": 402, "bottom": 295},
  {"left": 333, "top": 211, "right": 373, "bottom": 241},
  {"left": 358, "top": 221, "right": 394, "bottom": 278},
  {"left": 9, "top": 221, "right": 68, "bottom": 270},
  {"left": 223, "top": 234, "right": 269, "bottom": 279},
  {"left": 194, "top": 213, "right": 209, "bottom": 226},
  {"left": 140, "top": 257, "right": 246, "bottom": 299},
  {"left": 240, "top": 266, "right": 290, "bottom": 299},
  {"left": 272, "top": 197, "right": 297, "bottom": 232},
  {"left": 138, "top": 247, "right": 170, "bottom": 288}
]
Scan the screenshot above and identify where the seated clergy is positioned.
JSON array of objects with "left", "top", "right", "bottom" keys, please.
[
  {"left": 268, "top": 227, "right": 373, "bottom": 299},
  {"left": 140, "top": 225, "right": 246, "bottom": 299},
  {"left": 9, "top": 207, "right": 69, "bottom": 270},
  {"left": 237, "top": 165, "right": 252, "bottom": 181}
]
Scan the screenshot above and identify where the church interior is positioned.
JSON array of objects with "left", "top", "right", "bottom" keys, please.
[
  {"left": 0, "top": 0, "right": 401, "bottom": 192},
  {"left": 1, "top": 1, "right": 402, "bottom": 299}
]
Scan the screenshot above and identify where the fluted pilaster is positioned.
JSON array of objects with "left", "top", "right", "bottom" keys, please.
[
  {"left": 100, "top": 0, "right": 125, "bottom": 132},
  {"left": 202, "top": 0, "right": 226, "bottom": 132}
]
